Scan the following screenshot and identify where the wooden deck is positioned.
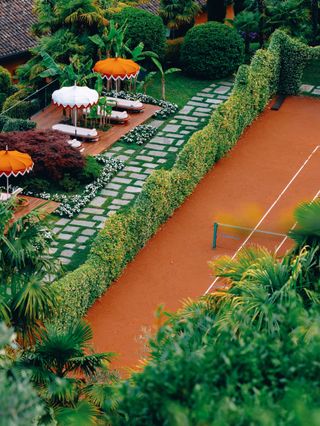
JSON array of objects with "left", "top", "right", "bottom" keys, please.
[
  {"left": 32, "top": 103, "right": 161, "bottom": 156},
  {"left": 12, "top": 196, "right": 59, "bottom": 222}
]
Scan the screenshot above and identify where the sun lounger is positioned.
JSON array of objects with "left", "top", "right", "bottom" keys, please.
[
  {"left": 83, "top": 107, "right": 129, "bottom": 124},
  {"left": 106, "top": 97, "right": 144, "bottom": 112},
  {"left": 0, "top": 187, "right": 23, "bottom": 202},
  {"left": 52, "top": 124, "right": 98, "bottom": 141}
]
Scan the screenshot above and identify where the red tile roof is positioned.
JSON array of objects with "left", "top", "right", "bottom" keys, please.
[{"left": 0, "top": 0, "right": 37, "bottom": 59}]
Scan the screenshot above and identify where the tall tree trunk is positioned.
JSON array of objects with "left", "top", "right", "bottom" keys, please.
[
  {"left": 257, "top": 0, "right": 266, "bottom": 48},
  {"left": 311, "top": 0, "right": 319, "bottom": 45}
]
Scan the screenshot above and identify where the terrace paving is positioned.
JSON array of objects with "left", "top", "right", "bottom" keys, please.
[{"left": 39, "top": 81, "right": 234, "bottom": 268}]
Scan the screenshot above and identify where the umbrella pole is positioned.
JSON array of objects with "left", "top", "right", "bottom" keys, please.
[
  {"left": 6, "top": 176, "right": 9, "bottom": 196},
  {"left": 75, "top": 108, "right": 78, "bottom": 139}
]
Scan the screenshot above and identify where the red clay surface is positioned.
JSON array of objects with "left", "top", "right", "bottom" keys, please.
[{"left": 87, "top": 96, "right": 320, "bottom": 374}]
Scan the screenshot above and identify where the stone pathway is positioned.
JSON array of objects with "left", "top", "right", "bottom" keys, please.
[
  {"left": 300, "top": 84, "right": 320, "bottom": 96},
  {"left": 51, "top": 80, "right": 234, "bottom": 269}
]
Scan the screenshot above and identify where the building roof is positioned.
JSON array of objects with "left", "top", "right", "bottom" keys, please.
[
  {"left": 0, "top": 0, "right": 37, "bottom": 59},
  {"left": 139, "top": 0, "right": 206, "bottom": 15}
]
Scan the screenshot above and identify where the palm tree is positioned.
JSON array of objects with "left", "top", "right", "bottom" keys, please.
[
  {"left": 159, "top": 0, "right": 200, "bottom": 31},
  {"left": 21, "top": 321, "right": 114, "bottom": 425},
  {"left": 0, "top": 202, "right": 59, "bottom": 345},
  {"left": 55, "top": 0, "right": 107, "bottom": 31},
  {"left": 151, "top": 57, "right": 181, "bottom": 100}
]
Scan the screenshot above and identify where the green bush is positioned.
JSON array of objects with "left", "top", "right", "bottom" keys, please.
[
  {"left": 180, "top": 22, "right": 245, "bottom": 79},
  {"left": 0, "top": 66, "right": 11, "bottom": 94},
  {"left": 1, "top": 117, "right": 36, "bottom": 132},
  {"left": 2, "top": 88, "right": 40, "bottom": 119},
  {"left": 113, "top": 8, "right": 166, "bottom": 59},
  {"left": 0, "top": 114, "right": 36, "bottom": 132},
  {"left": 165, "top": 37, "right": 184, "bottom": 66}
]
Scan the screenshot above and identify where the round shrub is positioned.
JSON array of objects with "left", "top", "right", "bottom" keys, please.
[
  {"left": 180, "top": 22, "right": 245, "bottom": 79},
  {"left": 0, "top": 130, "right": 85, "bottom": 182},
  {"left": 113, "top": 8, "right": 166, "bottom": 59}
]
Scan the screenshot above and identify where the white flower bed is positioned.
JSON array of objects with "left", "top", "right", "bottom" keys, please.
[
  {"left": 106, "top": 91, "right": 178, "bottom": 119},
  {"left": 25, "top": 156, "right": 124, "bottom": 218},
  {"left": 120, "top": 124, "right": 157, "bottom": 145}
]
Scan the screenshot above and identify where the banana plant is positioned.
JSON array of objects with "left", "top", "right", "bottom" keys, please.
[{"left": 151, "top": 57, "right": 181, "bottom": 100}]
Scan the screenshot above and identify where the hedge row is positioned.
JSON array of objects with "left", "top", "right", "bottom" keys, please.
[
  {"left": 52, "top": 30, "right": 315, "bottom": 327},
  {"left": 0, "top": 115, "right": 36, "bottom": 132}
]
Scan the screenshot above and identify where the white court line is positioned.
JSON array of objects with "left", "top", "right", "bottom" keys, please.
[
  {"left": 204, "top": 144, "right": 320, "bottom": 295},
  {"left": 274, "top": 188, "right": 320, "bottom": 254}
]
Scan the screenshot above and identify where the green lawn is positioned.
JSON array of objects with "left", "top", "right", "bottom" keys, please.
[
  {"left": 303, "top": 58, "right": 320, "bottom": 86},
  {"left": 146, "top": 73, "right": 215, "bottom": 108}
]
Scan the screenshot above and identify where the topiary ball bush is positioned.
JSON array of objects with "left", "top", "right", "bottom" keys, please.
[
  {"left": 113, "top": 8, "right": 166, "bottom": 59},
  {"left": 180, "top": 22, "right": 245, "bottom": 79}
]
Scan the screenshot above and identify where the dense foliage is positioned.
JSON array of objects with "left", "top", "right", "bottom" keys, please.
[
  {"left": 0, "top": 115, "right": 36, "bottom": 132},
  {"left": 0, "top": 130, "right": 85, "bottom": 182},
  {"left": 112, "top": 200, "right": 320, "bottom": 424},
  {"left": 1, "top": 88, "right": 40, "bottom": 119},
  {"left": 180, "top": 22, "right": 245, "bottom": 79},
  {"left": 0, "top": 66, "right": 13, "bottom": 111},
  {"left": 112, "top": 8, "right": 166, "bottom": 59}
]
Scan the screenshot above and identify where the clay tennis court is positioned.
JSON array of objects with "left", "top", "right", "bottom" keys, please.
[{"left": 87, "top": 96, "right": 320, "bottom": 374}]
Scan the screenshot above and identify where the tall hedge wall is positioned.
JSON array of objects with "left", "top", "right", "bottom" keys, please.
[{"left": 52, "top": 30, "right": 318, "bottom": 327}]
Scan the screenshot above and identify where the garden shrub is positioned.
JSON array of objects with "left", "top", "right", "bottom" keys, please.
[
  {"left": 0, "top": 66, "right": 12, "bottom": 110},
  {"left": 165, "top": 37, "right": 184, "bottom": 66},
  {"left": 2, "top": 88, "right": 40, "bottom": 119},
  {"left": 52, "top": 30, "right": 320, "bottom": 327},
  {"left": 180, "top": 22, "right": 245, "bottom": 79},
  {"left": 113, "top": 8, "right": 166, "bottom": 59},
  {"left": 1, "top": 116, "right": 36, "bottom": 132},
  {"left": 0, "top": 130, "right": 84, "bottom": 181}
]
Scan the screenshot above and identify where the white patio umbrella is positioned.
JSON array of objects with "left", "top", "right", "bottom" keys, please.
[{"left": 52, "top": 84, "right": 99, "bottom": 138}]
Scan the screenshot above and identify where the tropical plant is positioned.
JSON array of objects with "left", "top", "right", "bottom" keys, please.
[
  {"left": 0, "top": 202, "right": 60, "bottom": 345},
  {"left": 151, "top": 57, "right": 181, "bottom": 100},
  {"left": 0, "top": 323, "right": 44, "bottom": 425},
  {"left": 159, "top": 0, "right": 200, "bottom": 30},
  {"left": 227, "top": 10, "right": 259, "bottom": 53},
  {"left": 20, "top": 320, "right": 115, "bottom": 424}
]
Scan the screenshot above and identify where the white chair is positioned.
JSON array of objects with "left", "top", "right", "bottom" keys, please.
[
  {"left": 83, "top": 107, "right": 129, "bottom": 124},
  {"left": 0, "top": 187, "right": 23, "bottom": 202},
  {"left": 106, "top": 97, "right": 144, "bottom": 112},
  {"left": 52, "top": 124, "right": 98, "bottom": 140}
]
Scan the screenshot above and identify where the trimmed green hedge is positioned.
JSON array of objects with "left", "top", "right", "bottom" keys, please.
[
  {"left": 113, "top": 8, "right": 166, "bottom": 60},
  {"left": 180, "top": 22, "right": 245, "bottom": 79},
  {"left": 1, "top": 88, "right": 40, "bottom": 119},
  {"left": 0, "top": 115, "right": 36, "bottom": 132},
  {"left": 52, "top": 30, "right": 319, "bottom": 327}
]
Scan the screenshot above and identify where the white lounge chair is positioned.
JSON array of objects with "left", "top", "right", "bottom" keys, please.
[
  {"left": 0, "top": 187, "right": 23, "bottom": 202},
  {"left": 52, "top": 124, "right": 98, "bottom": 141},
  {"left": 83, "top": 107, "right": 129, "bottom": 124},
  {"left": 106, "top": 97, "right": 144, "bottom": 112}
]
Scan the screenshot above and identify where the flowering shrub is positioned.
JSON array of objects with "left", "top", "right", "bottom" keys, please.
[
  {"left": 25, "top": 156, "right": 124, "bottom": 218},
  {"left": 106, "top": 91, "right": 178, "bottom": 119},
  {"left": 119, "top": 125, "right": 157, "bottom": 145}
]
